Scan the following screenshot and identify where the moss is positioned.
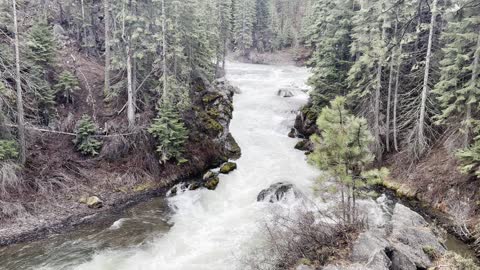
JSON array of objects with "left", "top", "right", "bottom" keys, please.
[
  {"left": 133, "top": 182, "right": 155, "bottom": 193},
  {"left": 204, "top": 176, "right": 220, "bottom": 190},
  {"left": 220, "top": 162, "right": 237, "bottom": 174},
  {"left": 197, "top": 111, "right": 223, "bottom": 134},
  {"left": 422, "top": 245, "right": 438, "bottom": 260},
  {"left": 296, "top": 258, "right": 313, "bottom": 266},
  {"left": 207, "top": 107, "right": 220, "bottom": 119},
  {"left": 202, "top": 92, "right": 222, "bottom": 104}
]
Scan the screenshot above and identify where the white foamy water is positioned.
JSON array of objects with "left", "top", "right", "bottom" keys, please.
[{"left": 66, "top": 63, "right": 321, "bottom": 270}]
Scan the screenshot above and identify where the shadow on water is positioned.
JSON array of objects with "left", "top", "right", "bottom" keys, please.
[{"left": 0, "top": 197, "right": 172, "bottom": 270}]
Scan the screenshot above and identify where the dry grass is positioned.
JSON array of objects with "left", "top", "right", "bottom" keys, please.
[{"left": 242, "top": 207, "right": 361, "bottom": 270}]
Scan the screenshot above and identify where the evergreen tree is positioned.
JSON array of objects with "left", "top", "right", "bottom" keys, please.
[
  {"left": 73, "top": 115, "right": 103, "bottom": 156},
  {"left": 305, "top": 0, "right": 353, "bottom": 112},
  {"left": 309, "top": 97, "right": 386, "bottom": 223},
  {"left": 148, "top": 101, "right": 189, "bottom": 164},
  {"left": 232, "top": 0, "right": 255, "bottom": 55},
  {"left": 55, "top": 71, "right": 81, "bottom": 104},
  {"left": 434, "top": 4, "right": 480, "bottom": 145}
]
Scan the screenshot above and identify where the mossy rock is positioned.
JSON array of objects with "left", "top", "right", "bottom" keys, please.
[
  {"left": 133, "top": 182, "right": 155, "bottom": 193},
  {"left": 295, "top": 140, "right": 312, "bottom": 151},
  {"left": 206, "top": 107, "right": 220, "bottom": 119},
  {"left": 226, "top": 133, "right": 241, "bottom": 160},
  {"left": 86, "top": 196, "right": 103, "bottom": 209},
  {"left": 202, "top": 92, "right": 222, "bottom": 104},
  {"left": 197, "top": 111, "right": 223, "bottom": 135},
  {"left": 189, "top": 182, "right": 202, "bottom": 190},
  {"left": 220, "top": 162, "right": 237, "bottom": 174},
  {"left": 204, "top": 176, "right": 220, "bottom": 190}
]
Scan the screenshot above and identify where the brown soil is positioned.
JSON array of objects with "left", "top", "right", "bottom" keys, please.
[
  {"left": 385, "top": 144, "right": 480, "bottom": 227},
  {"left": 0, "top": 46, "right": 234, "bottom": 246}
]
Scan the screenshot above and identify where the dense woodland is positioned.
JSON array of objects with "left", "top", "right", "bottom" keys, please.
[{"left": 304, "top": 0, "right": 480, "bottom": 174}]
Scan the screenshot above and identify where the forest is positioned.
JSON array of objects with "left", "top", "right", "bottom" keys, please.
[{"left": 0, "top": 0, "right": 479, "bottom": 269}]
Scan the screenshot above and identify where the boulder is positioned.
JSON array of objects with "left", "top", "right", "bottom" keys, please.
[
  {"left": 86, "top": 196, "right": 103, "bottom": 209},
  {"left": 204, "top": 176, "right": 220, "bottom": 190},
  {"left": 351, "top": 229, "right": 389, "bottom": 263},
  {"left": 294, "top": 139, "right": 313, "bottom": 152},
  {"left": 220, "top": 162, "right": 237, "bottom": 174},
  {"left": 257, "top": 182, "right": 303, "bottom": 203},
  {"left": 203, "top": 170, "right": 217, "bottom": 181},
  {"left": 365, "top": 250, "right": 391, "bottom": 270},
  {"left": 288, "top": 128, "right": 297, "bottom": 138},
  {"left": 343, "top": 204, "right": 446, "bottom": 270},
  {"left": 277, "top": 88, "right": 295, "bottom": 98}
]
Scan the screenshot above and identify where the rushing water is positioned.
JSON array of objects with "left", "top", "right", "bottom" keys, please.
[{"left": 0, "top": 63, "right": 474, "bottom": 270}]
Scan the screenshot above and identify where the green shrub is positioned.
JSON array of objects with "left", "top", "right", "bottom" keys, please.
[
  {"left": 27, "top": 22, "right": 55, "bottom": 66},
  {"left": 456, "top": 138, "right": 480, "bottom": 177},
  {"left": 73, "top": 115, "right": 102, "bottom": 156},
  {"left": 148, "top": 103, "right": 188, "bottom": 164},
  {"left": 55, "top": 71, "right": 80, "bottom": 104},
  {"left": 0, "top": 140, "right": 18, "bottom": 161}
]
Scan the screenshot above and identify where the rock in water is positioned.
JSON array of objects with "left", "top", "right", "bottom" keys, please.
[
  {"left": 203, "top": 170, "right": 220, "bottom": 190},
  {"left": 86, "top": 196, "right": 103, "bottom": 209},
  {"left": 277, "top": 88, "right": 295, "bottom": 98},
  {"left": 257, "top": 182, "right": 302, "bottom": 203},
  {"left": 220, "top": 162, "right": 237, "bottom": 174}
]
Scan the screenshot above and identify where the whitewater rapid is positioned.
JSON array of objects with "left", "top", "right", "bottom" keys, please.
[{"left": 63, "top": 63, "right": 318, "bottom": 270}]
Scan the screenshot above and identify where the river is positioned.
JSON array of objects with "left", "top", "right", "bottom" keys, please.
[{"left": 0, "top": 62, "right": 474, "bottom": 269}]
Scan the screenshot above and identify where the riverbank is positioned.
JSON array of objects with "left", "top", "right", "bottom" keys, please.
[
  {"left": 0, "top": 75, "right": 241, "bottom": 248},
  {"left": 293, "top": 102, "right": 480, "bottom": 259}
]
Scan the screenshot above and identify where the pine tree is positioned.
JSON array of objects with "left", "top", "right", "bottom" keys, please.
[
  {"left": 232, "top": 0, "right": 255, "bottom": 55},
  {"left": 73, "top": 115, "right": 103, "bottom": 156},
  {"left": 434, "top": 4, "right": 480, "bottom": 146},
  {"left": 309, "top": 97, "right": 386, "bottom": 223},
  {"left": 55, "top": 71, "right": 81, "bottom": 104},
  {"left": 305, "top": 0, "right": 353, "bottom": 111},
  {"left": 148, "top": 101, "right": 189, "bottom": 164}
]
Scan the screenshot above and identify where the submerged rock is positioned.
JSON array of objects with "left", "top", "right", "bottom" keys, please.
[
  {"left": 288, "top": 128, "right": 297, "bottom": 138},
  {"left": 257, "top": 182, "right": 303, "bottom": 203},
  {"left": 277, "top": 88, "right": 295, "bottom": 98},
  {"left": 220, "top": 162, "right": 237, "bottom": 174}
]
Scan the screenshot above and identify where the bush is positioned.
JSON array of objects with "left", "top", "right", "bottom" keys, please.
[
  {"left": 55, "top": 71, "right": 80, "bottom": 104},
  {"left": 73, "top": 115, "right": 102, "bottom": 156},
  {"left": 148, "top": 103, "right": 188, "bottom": 164},
  {"left": 0, "top": 140, "right": 18, "bottom": 161},
  {"left": 456, "top": 138, "right": 480, "bottom": 177},
  {"left": 242, "top": 207, "right": 361, "bottom": 270}
]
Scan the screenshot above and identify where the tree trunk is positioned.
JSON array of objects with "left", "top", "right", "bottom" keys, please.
[
  {"left": 162, "top": 0, "right": 168, "bottom": 100},
  {"left": 12, "top": 0, "right": 26, "bottom": 165},
  {"left": 416, "top": 0, "right": 437, "bottom": 156},
  {"left": 81, "top": 0, "right": 87, "bottom": 48},
  {"left": 386, "top": 20, "right": 398, "bottom": 153},
  {"left": 104, "top": 0, "right": 110, "bottom": 95},
  {"left": 374, "top": 18, "right": 387, "bottom": 161},
  {"left": 393, "top": 43, "right": 403, "bottom": 152},
  {"left": 465, "top": 28, "right": 480, "bottom": 146},
  {"left": 126, "top": 45, "right": 135, "bottom": 127}
]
